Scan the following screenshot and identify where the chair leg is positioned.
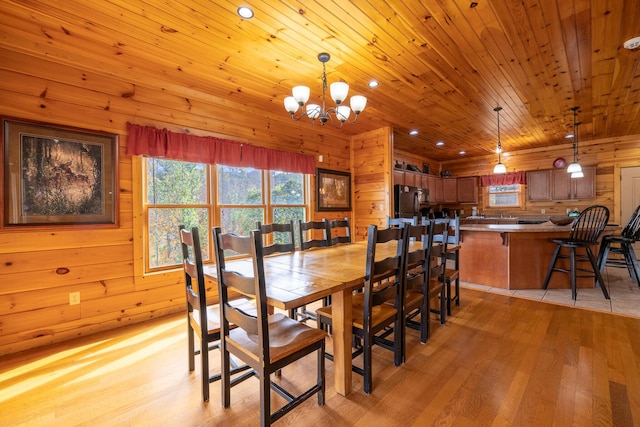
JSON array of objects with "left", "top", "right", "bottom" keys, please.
[
  {"left": 317, "top": 342, "right": 325, "bottom": 405},
  {"left": 570, "top": 247, "right": 577, "bottom": 300},
  {"left": 626, "top": 244, "right": 640, "bottom": 285},
  {"left": 439, "top": 291, "right": 446, "bottom": 325},
  {"left": 363, "top": 334, "right": 373, "bottom": 395},
  {"left": 200, "top": 336, "right": 210, "bottom": 402},
  {"left": 586, "top": 247, "right": 610, "bottom": 299},
  {"left": 543, "top": 245, "right": 562, "bottom": 290},
  {"left": 188, "top": 324, "right": 195, "bottom": 372},
  {"left": 260, "top": 370, "right": 271, "bottom": 427},
  {"left": 598, "top": 243, "right": 611, "bottom": 275},
  {"left": 221, "top": 347, "right": 231, "bottom": 408}
]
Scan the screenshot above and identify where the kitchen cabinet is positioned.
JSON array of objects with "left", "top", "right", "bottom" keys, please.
[
  {"left": 394, "top": 169, "right": 419, "bottom": 187},
  {"left": 457, "top": 176, "right": 479, "bottom": 203},
  {"left": 526, "top": 166, "right": 595, "bottom": 201},
  {"left": 442, "top": 178, "right": 458, "bottom": 203},
  {"left": 427, "top": 175, "right": 443, "bottom": 203},
  {"left": 527, "top": 170, "right": 552, "bottom": 201},
  {"left": 551, "top": 165, "right": 595, "bottom": 200}
]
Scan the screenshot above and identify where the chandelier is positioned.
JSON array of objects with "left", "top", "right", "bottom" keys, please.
[
  {"left": 283, "top": 53, "right": 367, "bottom": 127},
  {"left": 566, "top": 106, "right": 583, "bottom": 178},
  {"left": 493, "top": 106, "right": 507, "bottom": 174}
]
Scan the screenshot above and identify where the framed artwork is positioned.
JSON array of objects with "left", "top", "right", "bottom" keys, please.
[
  {"left": 316, "top": 168, "right": 351, "bottom": 212},
  {"left": 2, "top": 118, "right": 118, "bottom": 227}
]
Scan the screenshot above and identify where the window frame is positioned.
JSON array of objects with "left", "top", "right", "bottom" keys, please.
[{"left": 142, "top": 159, "right": 309, "bottom": 273}]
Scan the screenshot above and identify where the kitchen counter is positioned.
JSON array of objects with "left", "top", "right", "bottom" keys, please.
[{"left": 459, "top": 223, "right": 617, "bottom": 290}]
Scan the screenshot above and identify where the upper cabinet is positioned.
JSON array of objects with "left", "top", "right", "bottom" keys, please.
[
  {"left": 551, "top": 165, "right": 596, "bottom": 200},
  {"left": 442, "top": 178, "right": 458, "bottom": 203},
  {"left": 456, "top": 176, "right": 479, "bottom": 203},
  {"left": 527, "top": 170, "right": 552, "bottom": 201},
  {"left": 526, "top": 166, "right": 595, "bottom": 201},
  {"left": 428, "top": 175, "right": 443, "bottom": 203}
]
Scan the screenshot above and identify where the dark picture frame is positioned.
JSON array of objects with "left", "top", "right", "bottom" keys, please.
[
  {"left": 1, "top": 118, "right": 118, "bottom": 228},
  {"left": 316, "top": 168, "right": 351, "bottom": 212}
]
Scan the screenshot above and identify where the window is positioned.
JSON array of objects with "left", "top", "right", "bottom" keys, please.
[
  {"left": 144, "top": 159, "right": 308, "bottom": 272},
  {"left": 487, "top": 184, "right": 522, "bottom": 207}
]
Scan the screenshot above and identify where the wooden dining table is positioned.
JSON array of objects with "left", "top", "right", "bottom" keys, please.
[{"left": 203, "top": 240, "right": 400, "bottom": 396}]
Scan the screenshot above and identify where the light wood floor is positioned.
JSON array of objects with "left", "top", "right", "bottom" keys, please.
[{"left": 2, "top": 286, "right": 640, "bottom": 426}]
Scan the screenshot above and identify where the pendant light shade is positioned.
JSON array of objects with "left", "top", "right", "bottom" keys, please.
[
  {"left": 567, "top": 107, "right": 582, "bottom": 178},
  {"left": 493, "top": 106, "right": 506, "bottom": 174}
]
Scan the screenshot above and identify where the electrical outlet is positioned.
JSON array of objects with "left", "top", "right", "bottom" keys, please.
[
  {"left": 541, "top": 208, "right": 545, "bottom": 214},
  {"left": 379, "top": 203, "right": 384, "bottom": 211},
  {"left": 69, "top": 292, "right": 80, "bottom": 305},
  {"left": 318, "top": 155, "right": 323, "bottom": 162}
]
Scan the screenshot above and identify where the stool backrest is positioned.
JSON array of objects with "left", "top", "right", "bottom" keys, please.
[
  {"left": 569, "top": 205, "right": 610, "bottom": 243},
  {"left": 621, "top": 204, "right": 640, "bottom": 240}
]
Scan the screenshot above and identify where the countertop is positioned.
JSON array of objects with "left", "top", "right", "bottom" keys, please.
[{"left": 460, "top": 222, "right": 619, "bottom": 233}]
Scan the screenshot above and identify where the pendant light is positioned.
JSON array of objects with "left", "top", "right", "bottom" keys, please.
[
  {"left": 566, "top": 106, "right": 582, "bottom": 176},
  {"left": 493, "top": 106, "right": 507, "bottom": 174}
]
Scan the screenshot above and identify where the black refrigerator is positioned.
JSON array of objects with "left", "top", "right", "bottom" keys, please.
[{"left": 394, "top": 185, "right": 428, "bottom": 218}]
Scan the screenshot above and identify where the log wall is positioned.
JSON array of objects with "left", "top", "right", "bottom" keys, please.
[{"left": 0, "top": 48, "right": 351, "bottom": 356}]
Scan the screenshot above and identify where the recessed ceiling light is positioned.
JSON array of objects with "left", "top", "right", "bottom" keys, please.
[
  {"left": 470, "top": 1, "right": 478, "bottom": 8},
  {"left": 408, "top": 129, "right": 419, "bottom": 135},
  {"left": 237, "top": 6, "right": 254, "bottom": 19},
  {"left": 624, "top": 36, "right": 640, "bottom": 50},
  {"left": 459, "top": 151, "right": 466, "bottom": 155},
  {"left": 436, "top": 141, "right": 444, "bottom": 147},
  {"left": 565, "top": 134, "right": 574, "bottom": 139},
  {"left": 368, "top": 80, "right": 379, "bottom": 88}
]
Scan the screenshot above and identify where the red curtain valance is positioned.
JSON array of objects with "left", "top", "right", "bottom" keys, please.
[
  {"left": 480, "top": 171, "right": 527, "bottom": 187},
  {"left": 126, "top": 123, "right": 315, "bottom": 174}
]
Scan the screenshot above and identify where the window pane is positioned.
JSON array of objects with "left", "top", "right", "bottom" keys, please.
[
  {"left": 220, "top": 207, "right": 264, "bottom": 236},
  {"left": 270, "top": 171, "right": 304, "bottom": 204},
  {"left": 273, "top": 207, "right": 305, "bottom": 246},
  {"left": 218, "top": 166, "right": 262, "bottom": 205},
  {"left": 146, "top": 158, "right": 207, "bottom": 204},
  {"left": 148, "top": 207, "right": 209, "bottom": 268}
]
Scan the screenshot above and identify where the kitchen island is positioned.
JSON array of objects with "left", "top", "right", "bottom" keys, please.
[{"left": 459, "top": 222, "right": 614, "bottom": 290}]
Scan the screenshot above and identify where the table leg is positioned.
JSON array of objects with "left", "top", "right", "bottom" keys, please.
[{"left": 331, "top": 288, "right": 352, "bottom": 396}]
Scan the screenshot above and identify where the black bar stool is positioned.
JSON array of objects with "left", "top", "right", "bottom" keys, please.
[
  {"left": 542, "top": 205, "right": 610, "bottom": 300},
  {"left": 597, "top": 204, "right": 640, "bottom": 284}
]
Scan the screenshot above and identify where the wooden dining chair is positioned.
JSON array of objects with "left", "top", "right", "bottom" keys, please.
[
  {"left": 597, "top": 204, "right": 640, "bottom": 284},
  {"left": 433, "top": 216, "right": 461, "bottom": 315},
  {"left": 178, "top": 225, "right": 254, "bottom": 402},
  {"left": 212, "top": 226, "right": 327, "bottom": 426},
  {"left": 316, "top": 224, "right": 406, "bottom": 394},
  {"left": 542, "top": 205, "right": 611, "bottom": 300},
  {"left": 255, "top": 221, "right": 295, "bottom": 256},
  {"left": 325, "top": 217, "right": 351, "bottom": 246},
  {"left": 402, "top": 220, "right": 446, "bottom": 351}
]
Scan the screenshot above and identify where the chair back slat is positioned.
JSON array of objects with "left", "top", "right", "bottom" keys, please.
[
  {"left": 298, "top": 219, "right": 330, "bottom": 250},
  {"left": 256, "top": 221, "right": 295, "bottom": 255},
  {"left": 569, "top": 205, "right": 610, "bottom": 243},
  {"left": 326, "top": 217, "right": 351, "bottom": 246}
]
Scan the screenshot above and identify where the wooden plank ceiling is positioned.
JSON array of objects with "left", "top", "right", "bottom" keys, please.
[{"left": 1, "top": 0, "right": 639, "bottom": 161}]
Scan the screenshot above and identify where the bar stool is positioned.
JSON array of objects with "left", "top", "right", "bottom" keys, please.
[
  {"left": 542, "top": 205, "right": 610, "bottom": 300},
  {"left": 597, "top": 204, "right": 640, "bottom": 284}
]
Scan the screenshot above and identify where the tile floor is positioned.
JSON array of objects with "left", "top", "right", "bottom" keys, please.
[{"left": 461, "top": 264, "right": 640, "bottom": 319}]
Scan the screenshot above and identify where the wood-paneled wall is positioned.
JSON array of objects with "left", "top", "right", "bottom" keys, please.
[
  {"left": 0, "top": 49, "right": 352, "bottom": 356},
  {"left": 351, "top": 127, "right": 393, "bottom": 241}
]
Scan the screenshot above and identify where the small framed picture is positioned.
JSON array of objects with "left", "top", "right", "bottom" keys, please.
[
  {"left": 2, "top": 117, "right": 119, "bottom": 228},
  {"left": 316, "top": 168, "right": 351, "bottom": 212}
]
